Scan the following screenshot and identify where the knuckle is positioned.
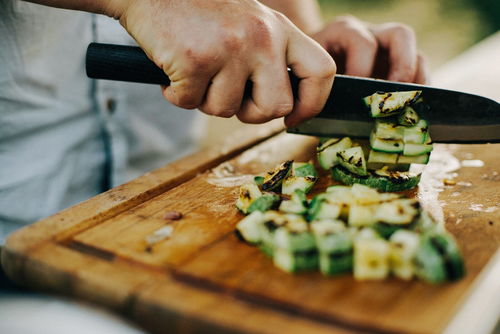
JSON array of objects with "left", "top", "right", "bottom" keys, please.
[
  {"left": 222, "top": 31, "right": 244, "bottom": 53},
  {"left": 245, "top": 14, "right": 273, "bottom": 48},
  {"left": 183, "top": 49, "right": 216, "bottom": 75},
  {"left": 319, "top": 55, "right": 337, "bottom": 79},
  {"left": 336, "top": 15, "right": 357, "bottom": 25},
  {"left": 391, "top": 23, "right": 415, "bottom": 39},
  {"left": 360, "top": 34, "right": 378, "bottom": 50}
]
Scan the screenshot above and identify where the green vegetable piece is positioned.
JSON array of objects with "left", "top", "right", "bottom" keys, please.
[
  {"left": 247, "top": 193, "right": 280, "bottom": 213},
  {"left": 398, "top": 106, "right": 420, "bottom": 126}
]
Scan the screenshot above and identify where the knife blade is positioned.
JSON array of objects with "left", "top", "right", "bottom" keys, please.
[{"left": 86, "top": 43, "right": 500, "bottom": 143}]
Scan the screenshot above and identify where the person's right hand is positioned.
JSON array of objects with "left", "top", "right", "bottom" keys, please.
[{"left": 111, "top": 0, "right": 336, "bottom": 126}]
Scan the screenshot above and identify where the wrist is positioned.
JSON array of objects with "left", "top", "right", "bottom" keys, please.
[{"left": 99, "top": 0, "right": 131, "bottom": 19}]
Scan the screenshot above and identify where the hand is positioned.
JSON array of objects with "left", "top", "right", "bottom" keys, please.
[
  {"left": 312, "top": 16, "right": 428, "bottom": 84},
  {"left": 115, "top": 0, "right": 336, "bottom": 126}
]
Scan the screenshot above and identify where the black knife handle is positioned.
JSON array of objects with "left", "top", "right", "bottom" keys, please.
[
  {"left": 86, "top": 43, "right": 300, "bottom": 95},
  {"left": 86, "top": 43, "right": 170, "bottom": 85}
]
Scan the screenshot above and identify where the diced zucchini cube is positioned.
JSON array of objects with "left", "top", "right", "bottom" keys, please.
[
  {"left": 367, "top": 150, "right": 399, "bottom": 170},
  {"left": 293, "top": 162, "right": 318, "bottom": 178},
  {"left": 310, "top": 219, "right": 347, "bottom": 251},
  {"left": 374, "top": 120, "right": 404, "bottom": 140},
  {"left": 389, "top": 230, "right": 420, "bottom": 280},
  {"left": 279, "top": 189, "right": 308, "bottom": 214},
  {"left": 350, "top": 183, "right": 381, "bottom": 205},
  {"left": 319, "top": 251, "right": 353, "bottom": 276},
  {"left": 235, "top": 183, "right": 263, "bottom": 214},
  {"left": 236, "top": 211, "right": 266, "bottom": 244},
  {"left": 258, "top": 211, "right": 288, "bottom": 255},
  {"left": 348, "top": 204, "right": 378, "bottom": 227},
  {"left": 398, "top": 106, "right": 420, "bottom": 127},
  {"left": 282, "top": 176, "right": 317, "bottom": 195},
  {"left": 337, "top": 146, "right": 368, "bottom": 176},
  {"left": 317, "top": 137, "right": 353, "bottom": 170},
  {"left": 274, "top": 218, "right": 315, "bottom": 252},
  {"left": 262, "top": 160, "right": 293, "bottom": 192},
  {"left": 307, "top": 195, "right": 342, "bottom": 221},
  {"left": 397, "top": 153, "right": 430, "bottom": 165},
  {"left": 247, "top": 193, "right": 280, "bottom": 213},
  {"left": 375, "top": 199, "right": 419, "bottom": 225},
  {"left": 370, "top": 131, "right": 404, "bottom": 154},
  {"left": 413, "top": 236, "right": 447, "bottom": 283},
  {"left": 403, "top": 143, "right": 433, "bottom": 156},
  {"left": 372, "top": 222, "right": 401, "bottom": 239},
  {"left": 354, "top": 237, "right": 390, "bottom": 280},
  {"left": 403, "top": 119, "right": 429, "bottom": 144},
  {"left": 273, "top": 248, "right": 318, "bottom": 273}
]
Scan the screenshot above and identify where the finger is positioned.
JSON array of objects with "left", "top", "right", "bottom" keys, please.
[
  {"left": 162, "top": 74, "right": 212, "bottom": 109},
  {"left": 236, "top": 63, "right": 293, "bottom": 124},
  {"left": 343, "top": 31, "right": 378, "bottom": 77},
  {"left": 414, "top": 52, "right": 429, "bottom": 84},
  {"left": 371, "top": 23, "right": 418, "bottom": 83},
  {"left": 285, "top": 32, "right": 336, "bottom": 127},
  {"left": 198, "top": 65, "right": 249, "bottom": 118}
]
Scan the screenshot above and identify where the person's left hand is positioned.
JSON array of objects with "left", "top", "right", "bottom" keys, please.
[{"left": 312, "top": 16, "right": 428, "bottom": 84}]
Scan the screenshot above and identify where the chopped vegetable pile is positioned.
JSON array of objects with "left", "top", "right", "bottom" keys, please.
[
  {"left": 320, "top": 90, "right": 432, "bottom": 192},
  {"left": 234, "top": 91, "right": 465, "bottom": 282}
]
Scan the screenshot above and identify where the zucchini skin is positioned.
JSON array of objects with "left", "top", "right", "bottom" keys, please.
[
  {"left": 337, "top": 146, "right": 368, "bottom": 176},
  {"left": 413, "top": 233, "right": 465, "bottom": 283},
  {"left": 247, "top": 194, "right": 280, "bottom": 213},
  {"left": 262, "top": 160, "right": 293, "bottom": 191},
  {"left": 332, "top": 166, "right": 421, "bottom": 192}
]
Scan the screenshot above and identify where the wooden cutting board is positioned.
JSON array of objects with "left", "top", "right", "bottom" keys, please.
[
  {"left": 2, "top": 34, "right": 500, "bottom": 334},
  {"left": 2, "top": 121, "right": 499, "bottom": 333}
]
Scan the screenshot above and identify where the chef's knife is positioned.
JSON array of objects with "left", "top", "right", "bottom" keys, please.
[{"left": 86, "top": 43, "right": 500, "bottom": 143}]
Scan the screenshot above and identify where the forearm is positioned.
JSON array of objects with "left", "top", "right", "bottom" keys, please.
[
  {"left": 22, "top": 0, "right": 124, "bottom": 18},
  {"left": 259, "top": 0, "right": 323, "bottom": 35}
]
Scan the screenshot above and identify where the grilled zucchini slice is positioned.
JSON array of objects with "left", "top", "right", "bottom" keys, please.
[
  {"left": 370, "top": 132, "right": 404, "bottom": 154},
  {"left": 397, "top": 153, "right": 430, "bottom": 165},
  {"left": 374, "top": 198, "right": 419, "bottom": 225},
  {"left": 366, "top": 90, "right": 422, "bottom": 118},
  {"left": 235, "top": 183, "right": 263, "bottom": 214},
  {"left": 337, "top": 146, "right": 368, "bottom": 176},
  {"left": 261, "top": 160, "right": 293, "bottom": 191},
  {"left": 279, "top": 189, "right": 308, "bottom": 215},
  {"left": 367, "top": 150, "right": 399, "bottom": 170},
  {"left": 317, "top": 137, "right": 353, "bottom": 170},
  {"left": 374, "top": 120, "right": 404, "bottom": 140},
  {"left": 332, "top": 166, "right": 421, "bottom": 192},
  {"left": 403, "top": 119, "right": 429, "bottom": 144},
  {"left": 281, "top": 162, "right": 318, "bottom": 195},
  {"left": 403, "top": 143, "right": 433, "bottom": 156},
  {"left": 398, "top": 106, "right": 420, "bottom": 126}
]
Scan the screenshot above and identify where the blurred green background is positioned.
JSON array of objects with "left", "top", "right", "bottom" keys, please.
[{"left": 317, "top": 0, "right": 500, "bottom": 69}]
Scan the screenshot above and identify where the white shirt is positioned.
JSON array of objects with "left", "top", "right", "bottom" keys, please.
[{"left": 0, "top": 1, "right": 203, "bottom": 243}]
